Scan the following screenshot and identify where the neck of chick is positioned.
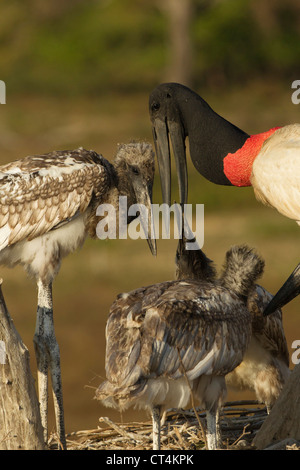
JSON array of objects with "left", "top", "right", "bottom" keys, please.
[
  {"left": 175, "top": 248, "right": 217, "bottom": 282},
  {"left": 96, "top": 163, "right": 137, "bottom": 238},
  {"left": 82, "top": 161, "right": 118, "bottom": 239}
]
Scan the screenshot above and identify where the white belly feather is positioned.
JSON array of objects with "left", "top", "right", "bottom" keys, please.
[
  {"left": 0, "top": 214, "right": 87, "bottom": 282},
  {"left": 251, "top": 124, "right": 300, "bottom": 223}
]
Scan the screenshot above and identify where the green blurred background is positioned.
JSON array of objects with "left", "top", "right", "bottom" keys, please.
[{"left": 0, "top": 0, "right": 299, "bottom": 436}]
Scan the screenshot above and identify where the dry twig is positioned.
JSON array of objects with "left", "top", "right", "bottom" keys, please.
[{"left": 50, "top": 400, "right": 271, "bottom": 451}]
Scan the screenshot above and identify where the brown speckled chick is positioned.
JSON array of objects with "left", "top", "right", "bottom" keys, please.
[{"left": 0, "top": 141, "right": 155, "bottom": 449}]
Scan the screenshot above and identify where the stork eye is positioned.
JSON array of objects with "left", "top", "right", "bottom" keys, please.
[
  {"left": 131, "top": 166, "right": 140, "bottom": 175},
  {"left": 151, "top": 102, "right": 160, "bottom": 112}
]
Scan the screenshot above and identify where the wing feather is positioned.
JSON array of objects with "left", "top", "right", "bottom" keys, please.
[
  {"left": 104, "top": 280, "right": 251, "bottom": 390},
  {"left": 0, "top": 148, "right": 112, "bottom": 249},
  {"left": 248, "top": 284, "right": 289, "bottom": 365}
]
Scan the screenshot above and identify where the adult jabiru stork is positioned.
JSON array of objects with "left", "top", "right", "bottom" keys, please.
[{"left": 149, "top": 82, "right": 300, "bottom": 317}]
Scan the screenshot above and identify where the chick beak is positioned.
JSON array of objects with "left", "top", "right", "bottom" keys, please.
[{"left": 132, "top": 181, "right": 157, "bottom": 257}]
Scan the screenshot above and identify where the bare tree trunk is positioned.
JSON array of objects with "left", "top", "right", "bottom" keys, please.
[
  {"left": 160, "top": 0, "right": 194, "bottom": 86},
  {"left": 0, "top": 280, "right": 45, "bottom": 450},
  {"left": 253, "top": 364, "right": 300, "bottom": 449}
]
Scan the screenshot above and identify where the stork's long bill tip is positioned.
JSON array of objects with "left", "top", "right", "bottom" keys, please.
[
  {"left": 263, "top": 263, "right": 300, "bottom": 316},
  {"left": 148, "top": 237, "right": 157, "bottom": 257}
]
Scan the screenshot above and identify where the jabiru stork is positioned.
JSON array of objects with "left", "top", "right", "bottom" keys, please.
[
  {"left": 96, "top": 242, "right": 264, "bottom": 450},
  {"left": 175, "top": 230, "right": 290, "bottom": 414},
  {"left": 149, "top": 82, "right": 300, "bottom": 317},
  {"left": 0, "top": 141, "right": 156, "bottom": 448}
]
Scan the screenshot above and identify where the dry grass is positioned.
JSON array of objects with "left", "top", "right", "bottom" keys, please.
[
  {"left": 48, "top": 400, "right": 300, "bottom": 451},
  {"left": 48, "top": 401, "right": 266, "bottom": 450}
]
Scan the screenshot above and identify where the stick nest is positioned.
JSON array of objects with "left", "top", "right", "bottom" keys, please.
[{"left": 48, "top": 400, "right": 296, "bottom": 451}]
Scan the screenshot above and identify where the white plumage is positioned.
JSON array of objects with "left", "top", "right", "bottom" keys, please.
[
  {"left": 0, "top": 142, "right": 155, "bottom": 449},
  {"left": 96, "top": 244, "right": 265, "bottom": 450},
  {"left": 251, "top": 124, "right": 300, "bottom": 224},
  {"left": 250, "top": 124, "right": 300, "bottom": 316}
]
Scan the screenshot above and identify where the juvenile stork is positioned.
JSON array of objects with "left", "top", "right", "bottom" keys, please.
[
  {"left": 149, "top": 82, "right": 300, "bottom": 316},
  {"left": 96, "top": 244, "right": 264, "bottom": 450},
  {"left": 226, "top": 284, "right": 290, "bottom": 412},
  {"left": 175, "top": 235, "right": 290, "bottom": 413},
  {"left": 0, "top": 141, "right": 156, "bottom": 449}
]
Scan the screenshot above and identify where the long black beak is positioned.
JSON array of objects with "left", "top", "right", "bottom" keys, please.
[
  {"left": 152, "top": 118, "right": 188, "bottom": 206},
  {"left": 264, "top": 263, "right": 300, "bottom": 316}
]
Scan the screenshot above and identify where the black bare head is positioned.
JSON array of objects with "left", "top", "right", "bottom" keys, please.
[
  {"left": 149, "top": 82, "right": 249, "bottom": 205},
  {"left": 114, "top": 141, "right": 156, "bottom": 256}
]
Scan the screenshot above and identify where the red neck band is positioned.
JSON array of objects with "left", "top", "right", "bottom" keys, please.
[{"left": 223, "top": 127, "right": 281, "bottom": 186}]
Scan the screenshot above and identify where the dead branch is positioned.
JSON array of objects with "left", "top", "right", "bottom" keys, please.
[
  {"left": 0, "top": 280, "right": 45, "bottom": 450},
  {"left": 253, "top": 364, "right": 300, "bottom": 449}
]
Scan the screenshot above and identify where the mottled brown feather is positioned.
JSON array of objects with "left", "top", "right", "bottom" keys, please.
[
  {"left": 0, "top": 148, "right": 113, "bottom": 248},
  {"left": 247, "top": 285, "right": 289, "bottom": 366},
  {"left": 97, "top": 279, "right": 253, "bottom": 406}
]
